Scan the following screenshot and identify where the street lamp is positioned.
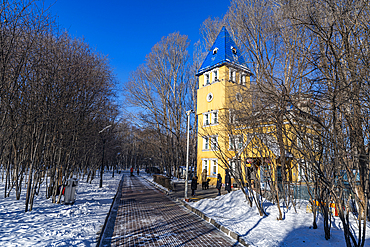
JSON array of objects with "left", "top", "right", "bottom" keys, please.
[
  {"left": 185, "top": 110, "right": 194, "bottom": 200},
  {"left": 99, "top": 125, "right": 111, "bottom": 188}
]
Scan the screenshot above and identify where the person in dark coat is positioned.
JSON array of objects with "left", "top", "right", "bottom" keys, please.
[
  {"left": 225, "top": 169, "right": 231, "bottom": 193},
  {"left": 191, "top": 176, "right": 198, "bottom": 196},
  {"left": 216, "top": 173, "right": 222, "bottom": 196},
  {"left": 137, "top": 168, "right": 140, "bottom": 176},
  {"left": 201, "top": 169, "right": 207, "bottom": 190}
]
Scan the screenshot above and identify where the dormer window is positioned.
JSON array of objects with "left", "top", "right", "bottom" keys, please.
[
  {"left": 231, "top": 46, "right": 237, "bottom": 54},
  {"left": 213, "top": 47, "right": 218, "bottom": 55}
]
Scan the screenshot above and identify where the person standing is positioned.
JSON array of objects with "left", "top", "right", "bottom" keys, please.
[
  {"left": 191, "top": 176, "right": 198, "bottom": 196},
  {"left": 137, "top": 168, "right": 140, "bottom": 176},
  {"left": 225, "top": 169, "right": 231, "bottom": 193},
  {"left": 130, "top": 167, "right": 134, "bottom": 176},
  {"left": 201, "top": 169, "right": 207, "bottom": 190},
  {"left": 216, "top": 173, "right": 222, "bottom": 196}
]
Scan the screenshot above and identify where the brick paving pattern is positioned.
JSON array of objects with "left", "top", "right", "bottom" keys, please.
[{"left": 108, "top": 175, "right": 241, "bottom": 246}]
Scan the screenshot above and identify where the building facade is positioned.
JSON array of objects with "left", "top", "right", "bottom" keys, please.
[
  {"left": 195, "top": 27, "right": 320, "bottom": 188},
  {"left": 196, "top": 27, "right": 252, "bottom": 186}
]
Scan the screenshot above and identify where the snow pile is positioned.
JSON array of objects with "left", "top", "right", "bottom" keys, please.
[
  {"left": 140, "top": 173, "right": 170, "bottom": 192},
  {"left": 190, "top": 189, "right": 370, "bottom": 247},
  {"left": 0, "top": 171, "right": 122, "bottom": 247}
]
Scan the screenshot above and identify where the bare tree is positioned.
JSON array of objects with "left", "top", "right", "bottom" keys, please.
[{"left": 125, "top": 32, "right": 194, "bottom": 177}]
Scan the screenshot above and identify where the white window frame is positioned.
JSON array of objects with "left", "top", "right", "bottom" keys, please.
[
  {"left": 203, "top": 113, "right": 210, "bottom": 126},
  {"left": 212, "top": 69, "right": 219, "bottom": 83},
  {"left": 210, "top": 135, "right": 218, "bottom": 151},
  {"left": 240, "top": 73, "right": 246, "bottom": 85},
  {"left": 229, "top": 135, "right": 243, "bottom": 150},
  {"left": 229, "top": 109, "right": 234, "bottom": 124},
  {"left": 299, "top": 159, "right": 312, "bottom": 182},
  {"left": 204, "top": 73, "right": 210, "bottom": 86},
  {"left": 212, "top": 111, "right": 218, "bottom": 124},
  {"left": 210, "top": 159, "right": 218, "bottom": 177},
  {"left": 297, "top": 137, "right": 303, "bottom": 149},
  {"left": 203, "top": 110, "right": 218, "bottom": 126},
  {"left": 202, "top": 159, "right": 209, "bottom": 174},
  {"left": 203, "top": 136, "right": 209, "bottom": 150},
  {"left": 229, "top": 109, "right": 238, "bottom": 124},
  {"left": 202, "top": 158, "right": 218, "bottom": 177},
  {"left": 298, "top": 160, "right": 304, "bottom": 182},
  {"left": 229, "top": 69, "right": 236, "bottom": 83},
  {"left": 229, "top": 159, "right": 241, "bottom": 177}
]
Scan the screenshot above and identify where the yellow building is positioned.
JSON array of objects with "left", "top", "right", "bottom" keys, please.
[
  {"left": 196, "top": 27, "right": 252, "bottom": 186},
  {"left": 196, "top": 27, "right": 320, "bottom": 188}
]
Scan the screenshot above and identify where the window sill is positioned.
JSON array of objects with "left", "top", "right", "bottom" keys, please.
[
  {"left": 203, "top": 123, "right": 219, "bottom": 127},
  {"left": 202, "top": 80, "right": 219, "bottom": 87}
]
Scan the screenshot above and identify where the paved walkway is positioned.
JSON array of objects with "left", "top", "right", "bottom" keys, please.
[{"left": 101, "top": 174, "right": 242, "bottom": 246}]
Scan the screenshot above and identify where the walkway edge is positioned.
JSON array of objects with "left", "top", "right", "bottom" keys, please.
[
  {"left": 96, "top": 174, "right": 124, "bottom": 247},
  {"left": 141, "top": 175, "right": 249, "bottom": 247}
]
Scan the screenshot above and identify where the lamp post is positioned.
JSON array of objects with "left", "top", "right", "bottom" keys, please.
[
  {"left": 99, "top": 125, "right": 111, "bottom": 188},
  {"left": 185, "top": 110, "right": 194, "bottom": 200}
]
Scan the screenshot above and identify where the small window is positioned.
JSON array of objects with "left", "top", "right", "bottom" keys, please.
[
  {"left": 204, "top": 111, "right": 218, "bottom": 126},
  {"left": 229, "top": 135, "right": 243, "bottom": 150},
  {"left": 237, "top": 136, "right": 243, "bottom": 149},
  {"left": 214, "top": 70, "right": 218, "bottom": 81},
  {"left": 213, "top": 47, "right": 218, "bottom": 55},
  {"left": 206, "top": 93, "right": 213, "bottom": 102},
  {"left": 211, "top": 136, "right": 218, "bottom": 150},
  {"left": 203, "top": 137, "right": 209, "bottom": 150},
  {"left": 230, "top": 70, "right": 236, "bottom": 82},
  {"left": 204, "top": 113, "right": 209, "bottom": 125},
  {"left": 229, "top": 109, "right": 238, "bottom": 124},
  {"left": 241, "top": 74, "right": 246, "bottom": 85},
  {"left": 231, "top": 47, "right": 237, "bottom": 54},
  {"left": 205, "top": 74, "right": 210, "bottom": 85},
  {"left": 211, "top": 160, "right": 218, "bottom": 177},
  {"left": 212, "top": 111, "right": 218, "bottom": 124},
  {"left": 297, "top": 137, "right": 303, "bottom": 149},
  {"left": 235, "top": 93, "right": 243, "bottom": 103},
  {"left": 203, "top": 160, "right": 208, "bottom": 173}
]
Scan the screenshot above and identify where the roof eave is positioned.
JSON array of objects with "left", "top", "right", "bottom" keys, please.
[{"left": 196, "top": 61, "right": 253, "bottom": 76}]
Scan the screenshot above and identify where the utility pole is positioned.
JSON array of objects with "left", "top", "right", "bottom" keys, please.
[{"left": 185, "top": 110, "right": 194, "bottom": 199}]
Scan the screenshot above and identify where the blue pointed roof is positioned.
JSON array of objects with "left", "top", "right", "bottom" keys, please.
[{"left": 196, "top": 26, "right": 251, "bottom": 76}]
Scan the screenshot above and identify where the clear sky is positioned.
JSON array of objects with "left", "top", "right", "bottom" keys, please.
[{"left": 44, "top": 0, "right": 230, "bottom": 103}]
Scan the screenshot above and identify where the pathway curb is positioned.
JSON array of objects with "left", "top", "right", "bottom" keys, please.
[
  {"left": 141, "top": 175, "right": 249, "bottom": 247},
  {"left": 96, "top": 174, "right": 124, "bottom": 247}
]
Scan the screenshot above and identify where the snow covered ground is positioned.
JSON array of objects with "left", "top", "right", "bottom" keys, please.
[
  {"left": 189, "top": 189, "right": 370, "bottom": 247},
  {"left": 2, "top": 171, "right": 369, "bottom": 247},
  {"left": 0, "top": 171, "right": 122, "bottom": 247}
]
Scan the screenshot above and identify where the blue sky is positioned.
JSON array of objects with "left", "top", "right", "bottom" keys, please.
[{"left": 45, "top": 0, "right": 230, "bottom": 103}]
